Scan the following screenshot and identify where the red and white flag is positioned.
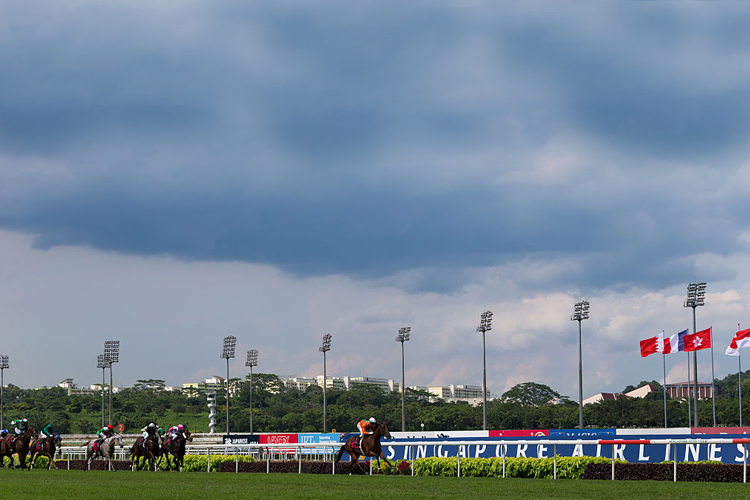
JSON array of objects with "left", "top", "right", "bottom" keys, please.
[
  {"left": 726, "top": 329, "right": 750, "bottom": 356},
  {"left": 640, "top": 331, "right": 663, "bottom": 357},
  {"left": 684, "top": 327, "right": 712, "bottom": 352}
]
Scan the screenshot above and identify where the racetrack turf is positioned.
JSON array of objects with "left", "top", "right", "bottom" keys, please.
[{"left": 2, "top": 470, "right": 749, "bottom": 499}]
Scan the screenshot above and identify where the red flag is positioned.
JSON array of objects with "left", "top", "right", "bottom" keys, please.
[
  {"left": 684, "top": 327, "right": 712, "bottom": 352},
  {"left": 640, "top": 332, "right": 662, "bottom": 357},
  {"left": 726, "top": 329, "right": 750, "bottom": 356}
]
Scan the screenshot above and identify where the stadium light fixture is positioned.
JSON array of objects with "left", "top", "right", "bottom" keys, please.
[
  {"left": 319, "top": 333, "right": 332, "bottom": 432},
  {"left": 103, "top": 340, "right": 120, "bottom": 426},
  {"left": 396, "top": 327, "right": 411, "bottom": 432},
  {"left": 221, "top": 335, "right": 237, "bottom": 435},
  {"left": 477, "top": 311, "right": 492, "bottom": 430},
  {"left": 571, "top": 301, "right": 590, "bottom": 429},
  {"left": 245, "top": 349, "right": 259, "bottom": 435},
  {"left": 684, "top": 282, "right": 710, "bottom": 426}
]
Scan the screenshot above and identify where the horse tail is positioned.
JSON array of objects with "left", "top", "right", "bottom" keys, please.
[{"left": 335, "top": 444, "right": 346, "bottom": 463}]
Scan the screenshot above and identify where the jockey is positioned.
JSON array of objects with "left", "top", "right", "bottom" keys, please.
[
  {"left": 141, "top": 422, "right": 157, "bottom": 442},
  {"left": 12, "top": 418, "right": 28, "bottom": 436},
  {"left": 357, "top": 417, "right": 377, "bottom": 438},
  {"left": 97, "top": 424, "right": 114, "bottom": 445},
  {"left": 168, "top": 424, "right": 184, "bottom": 442},
  {"left": 40, "top": 423, "right": 55, "bottom": 439}
]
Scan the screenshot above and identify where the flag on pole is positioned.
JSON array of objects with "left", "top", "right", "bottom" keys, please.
[
  {"left": 726, "top": 329, "right": 750, "bottom": 356},
  {"left": 661, "top": 329, "right": 687, "bottom": 354},
  {"left": 640, "top": 332, "right": 663, "bottom": 357},
  {"left": 684, "top": 327, "right": 712, "bottom": 352}
]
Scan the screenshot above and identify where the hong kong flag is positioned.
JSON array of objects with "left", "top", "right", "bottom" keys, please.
[{"left": 683, "top": 327, "right": 712, "bottom": 352}]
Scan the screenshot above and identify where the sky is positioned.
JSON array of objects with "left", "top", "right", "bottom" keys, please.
[{"left": 2, "top": 1, "right": 750, "bottom": 402}]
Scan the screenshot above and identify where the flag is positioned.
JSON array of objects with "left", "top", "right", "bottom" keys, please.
[
  {"left": 661, "top": 329, "right": 687, "bottom": 354},
  {"left": 640, "top": 332, "right": 663, "bottom": 357},
  {"left": 726, "top": 329, "right": 750, "bottom": 356},
  {"left": 684, "top": 327, "right": 712, "bottom": 352}
]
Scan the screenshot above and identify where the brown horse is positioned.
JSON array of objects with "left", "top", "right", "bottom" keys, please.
[
  {"left": 0, "top": 426, "right": 38, "bottom": 470},
  {"left": 159, "top": 427, "right": 192, "bottom": 471},
  {"left": 29, "top": 434, "right": 62, "bottom": 470},
  {"left": 335, "top": 422, "right": 392, "bottom": 473},
  {"left": 131, "top": 433, "right": 161, "bottom": 471}
]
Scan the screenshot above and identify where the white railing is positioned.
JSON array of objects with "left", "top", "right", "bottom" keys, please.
[{"left": 53, "top": 437, "right": 750, "bottom": 481}]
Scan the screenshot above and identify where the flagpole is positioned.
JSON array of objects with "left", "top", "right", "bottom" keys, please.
[
  {"left": 740, "top": 323, "right": 743, "bottom": 428},
  {"left": 710, "top": 327, "right": 716, "bottom": 427},
  {"left": 687, "top": 353, "right": 693, "bottom": 427},
  {"left": 663, "top": 351, "right": 668, "bottom": 428}
]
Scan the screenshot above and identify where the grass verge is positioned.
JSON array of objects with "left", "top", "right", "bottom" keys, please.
[{"left": 2, "top": 469, "right": 750, "bottom": 499}]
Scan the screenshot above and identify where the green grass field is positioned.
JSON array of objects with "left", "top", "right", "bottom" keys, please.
[{"left": 2, "top": 470, "right": 750, "bottom": 500}]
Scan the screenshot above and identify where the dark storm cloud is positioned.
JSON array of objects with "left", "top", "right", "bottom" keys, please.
[{"left": 2, "top": 2, "right": 750, "bottom": 293}]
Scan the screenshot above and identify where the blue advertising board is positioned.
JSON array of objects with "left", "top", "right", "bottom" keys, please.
[
  {"left": 380, "top": 433, "right": 750, "bottom": 465},
  {"left": 297, "top": 433, "right": 341, "bottom": 455}
]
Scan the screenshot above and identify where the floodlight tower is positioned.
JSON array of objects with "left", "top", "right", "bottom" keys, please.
[
  {"left": 396, "top": 327, "right": 411, "bottom": 432},
  {"left": 245, "top": 349, "right": 259, "bottom": 435},
  {"left": 221, "top": 335, "right": 237, "bottom": 435},
  {"left": 103, "top": 340, "right": 120, "bottom": 426},
  {"left": 319, "top": 333, "right": 332, "bottom": 432},
  {"left": 571, "top": 301, "right": 590, "bottom": 429},
  {"left": 0, "top": 354, "right": 8, "bottom": 430},
  {"left": 684, "top": 282, "right": 707, "bottom": 426},
  {"left": 477, "top": 311, "right": 493, "bottom": 430},
  {"left": 96, "top": 354, "right": 110, "bottom": 427}
]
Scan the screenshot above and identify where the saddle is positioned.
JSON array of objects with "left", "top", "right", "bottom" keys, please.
[
  {"left": 351, "top": 436, "right": 361, "bottom": 451},
  {"left": 35, "top": 440, "right": 44, "bottom": 453}
]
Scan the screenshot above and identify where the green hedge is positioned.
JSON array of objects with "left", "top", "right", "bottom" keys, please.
[
  {"left": 180, "top": 454, "right": 255, "bottom": 472},
  {"left": 412, "top": 456, "right": 625, "bottom": 479}
]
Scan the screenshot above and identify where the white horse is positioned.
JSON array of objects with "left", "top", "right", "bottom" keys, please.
[{"left": 84, "top": 434, "right": 123, "bottom": 471}]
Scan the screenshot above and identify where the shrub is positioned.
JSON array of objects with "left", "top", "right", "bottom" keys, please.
[
  {"left": 583, "top": 463, "right": 745, "bottom": 482},
  {"left": 413, "top": 456, "right": 618, "bottom": 479}
]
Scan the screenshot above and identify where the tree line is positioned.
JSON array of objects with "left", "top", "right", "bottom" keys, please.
[{"left": 3, "top": 371, "right": 750, "bottom": 434}]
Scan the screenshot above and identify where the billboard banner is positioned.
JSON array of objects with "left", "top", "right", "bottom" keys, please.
[
  {"left": 381, "top": 432, "right": 750, "bottom": 464},
  {"left": 490, "top": 430, "right": 548, "bottom": 437},
  {"left": 259, "top": 433, "right": 298, "bottom": 445},
  {"left": 223, "top": 434, "right": 259, "bottom": 445},
  {"left": 549, "top": 428, "right": 615, "bottom": 437}
]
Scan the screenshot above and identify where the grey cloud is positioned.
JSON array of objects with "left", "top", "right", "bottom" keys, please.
[{"left": 2, "top": 2, "right": 750, "bottom": 294}]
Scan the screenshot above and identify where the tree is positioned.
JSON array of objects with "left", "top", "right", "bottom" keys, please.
[{"left": 501, "top": 382, "right": 564, "bottom": 406}]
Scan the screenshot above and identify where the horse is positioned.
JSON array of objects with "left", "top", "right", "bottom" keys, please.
[
  {"left": 29, "top": 434, "right": 62, "bottom": 470},
  {"left": 84, "top": 434, "right": 123, "bottom": 471},
  {"left": 335, "top": 422, "right": 393, "bottom": 474},
  {"left": 0, "top": 426, "right": 38, "bottom": 470},
  {"left": 130, "top": 432, "right": 161, "bottom": 471},
  {"left": 159, "top": 427, "right": 192, "bottom": 471}
]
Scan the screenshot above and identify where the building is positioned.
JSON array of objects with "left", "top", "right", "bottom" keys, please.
[
  {"left": 665, "top": 381, "right": 715, "bottom": 400},
  {"left": 583, "top": 384, "right": 657, "bottom": 406},
  {"left": 417, "top": 384, "right": 490, "bottom": 406},
  {"left": 283, "top": 375, "right": 399, "bottom": 393}
]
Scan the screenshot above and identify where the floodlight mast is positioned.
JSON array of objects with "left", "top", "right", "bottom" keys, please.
[
  {"left": 245, "top": 349, "right": 259, "bottom": 435},
  {"left": 684, "top": 282, "right": 707, "bottom": 426},
  {"left": 103, "top": 340, "right": 120, "bottom": 426},
  {"left": 396, "top": 327, "right": 411, "bottom": 432},
  {"left": 0, "top": 354, "right": 8, "bottom": 430},
  {"left": 319, "top": 333, "right": 332, "bottom": 432},
  {"left": 477, "top": 312, "right": 492, "bottom": 430},
  {"left": 571, "top": 301, "right": 590, "bottom": 429},
  {"left": 96, "top": 354, "right": 110, "bottom": 428},
  {"left": 221, "top": 336, "right": 237, "bottom": 435}
]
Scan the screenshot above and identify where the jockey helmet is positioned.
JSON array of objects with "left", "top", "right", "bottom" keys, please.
[
  {"left": 178, "top": 424, "right": 184, "bottom": 431},
  {"left": 148, "top": 422, "right": 156, "bottom": 429},
  {"left": 108, "top": 424, "right": 114, "bottom": 430},
  {"left": 369, "top": 417, "right": 376, "bottom": 424}
]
